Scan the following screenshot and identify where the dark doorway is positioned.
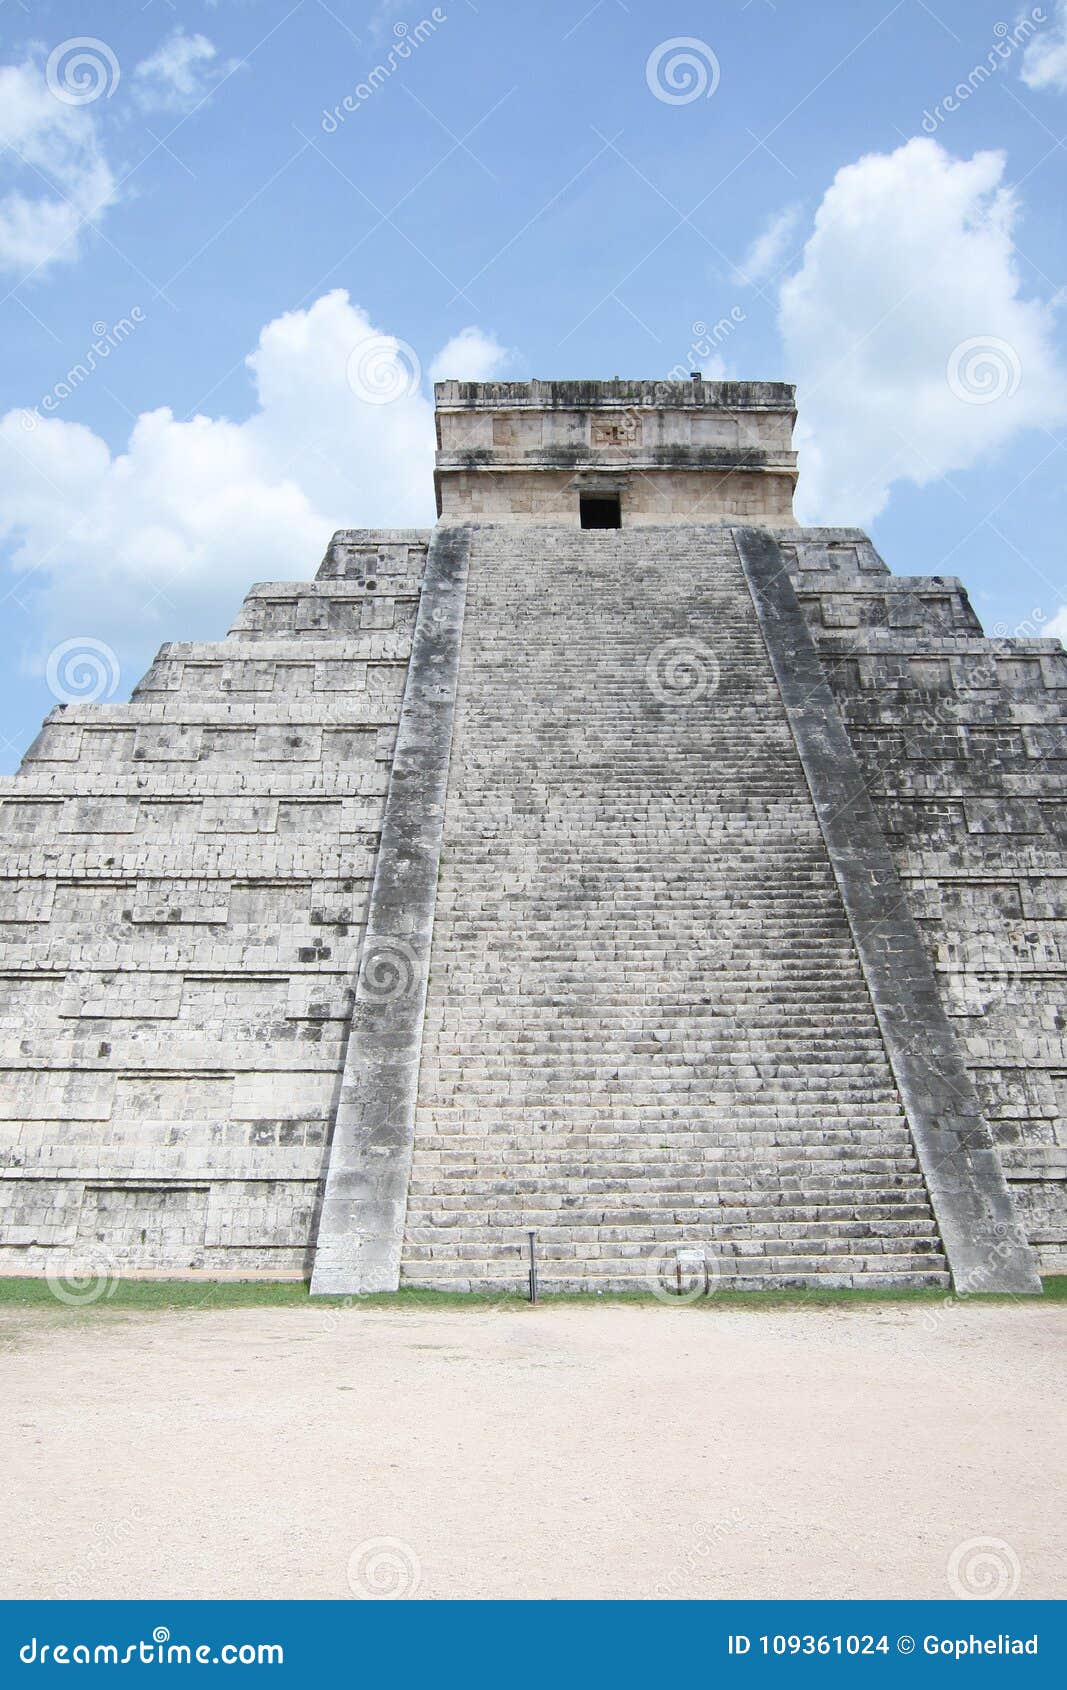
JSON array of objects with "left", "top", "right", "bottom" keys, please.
[{"left": 580, "top": 493, "right": 621, "bottom": 529}]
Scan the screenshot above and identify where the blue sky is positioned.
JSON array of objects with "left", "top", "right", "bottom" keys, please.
[{"left": 1, "top": 0, "right": 1066, "bottom": 768}]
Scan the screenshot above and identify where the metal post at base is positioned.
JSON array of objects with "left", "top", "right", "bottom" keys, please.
[{"left": 528, "top": 1231, "right": 538, "bottom": 1305}]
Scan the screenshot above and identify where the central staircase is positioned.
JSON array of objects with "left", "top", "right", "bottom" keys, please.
[{"left": 401, "top": 525, "right": 949, "bottom": 1290}]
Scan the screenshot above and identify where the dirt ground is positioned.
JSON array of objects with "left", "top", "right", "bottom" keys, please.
[{"left": 1, "top": 1298, "right": 1063, "bottom": 1601}]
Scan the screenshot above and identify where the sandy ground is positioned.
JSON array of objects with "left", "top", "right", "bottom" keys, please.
[{"left": 1, "top": 1298, "right": 1064, "bottom": 1601}]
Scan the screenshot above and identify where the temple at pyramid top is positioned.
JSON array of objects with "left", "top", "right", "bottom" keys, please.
[{"left": 433, "top": 377, "right": 798, "bottom": 525}]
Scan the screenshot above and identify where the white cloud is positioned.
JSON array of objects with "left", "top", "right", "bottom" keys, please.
[
  {"left": 779, "top": 138, "right": 1067, "bottom": 525},
  {"left": 0, "top": 60, "right": 118, "bottom": 274},
  {"left": 732, "top": 204, "right": 802, "bottom": 287},
  {"left": 0, "top": 292, "right": 514, "bottom": 682},
  {"left": 133, "top": 30, "right": 233, "bottom": 113},
  {"left": 427, "top": 326, "right": 513, "bottom": 383},
  {"left": 1020, "top": 1, "right": 1067, "bottom": 92},
  {"left": 1046, "top": 604, "right": 1067, "bottom": 641}
]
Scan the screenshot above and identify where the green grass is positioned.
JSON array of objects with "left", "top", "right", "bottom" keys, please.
[{"left": 0, "top": 1275, "right": 1061, "bottom": 1313}]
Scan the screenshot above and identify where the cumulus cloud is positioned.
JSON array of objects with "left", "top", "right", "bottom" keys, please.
[
  {"left": 133, "top": 30, "right": 235, "bottom": 113},
  {"left": 1046, "top": 604, "right": 1067, "bottom": 641},
  {"left": 732, "top": 204, "right": 802, "bottom": 288},
  {"left": 0, "top": 292, "right": 513, "bottom": 682},
  {"left": 779, "top": 138, "right": 1067, "bottom": 525},
  {"left": 0, "top": 60, "right": 118, "bottom": 274},
  {"left": 1020, "top": 1, "right": 1067, "bottom": 91},
  {"left": 428, "top": 326, "right": 513, "bottom": 382}
]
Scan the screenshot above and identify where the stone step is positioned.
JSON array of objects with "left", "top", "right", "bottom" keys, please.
[
  {"left": 411, "top": 1172, "right": 930, "bottom": 1194},
  {"left": 416, "top": 1186, "right": 931, "bottom": 1210},
  {"left": 412, "top": 1117, "right": 918, "bottom": 1136},
  {"left": 400, "top": 1267, "right": 954, "bottom": 1292},
  {"left": 401, "top": 525, "right": 943, "bottom": 1289},
  {"left": 402, "top": 1234, "right": 945, "bottom": 1262},
  {"left": 407, "top": 1215, "right": 942, "bottom": 1241}
]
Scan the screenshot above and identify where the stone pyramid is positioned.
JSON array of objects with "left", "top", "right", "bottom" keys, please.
[{"left": 2, "top": 379, "right": 1061, "bottom": 1295}]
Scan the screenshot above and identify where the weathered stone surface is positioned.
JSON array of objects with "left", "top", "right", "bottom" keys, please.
[
  {"left": 779, "top": 530, "right": 1067, "bottom": 1274},
  {"left": 0, "top": 382, "right": 1059, "bottom": 1290},
  {"left": 310, "top": 527, "right": 471, "bottom": 1294},
  {"left": 398, "top": 521, "right": 957, "bottom": 1290},
  {"left": 434, "top": 378, "right": 797, "bottom": 524},
  {"left": 0, "top": 531, "right": 430, "bottom": 1276},
  {"left": 735, "top": 527, "right": 1040, "bottom": 1293}
]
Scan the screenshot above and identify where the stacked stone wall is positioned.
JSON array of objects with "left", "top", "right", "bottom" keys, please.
[
  {"left": 0, "top": 515, "right": 1061, "bottom": 1282},
  {"left": 784, "top": 528, "right": 1067, "bottom": 1271},
  {"left": 0, "top": 531, "right": 428, "bottom": 1276}
]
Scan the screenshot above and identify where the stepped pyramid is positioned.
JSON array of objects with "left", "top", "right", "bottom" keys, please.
[{"left": 2, "top": 378, "right": 1063, "bottom": 1294}]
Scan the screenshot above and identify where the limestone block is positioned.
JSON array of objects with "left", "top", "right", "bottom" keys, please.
[
  {"left": 0, "top": 1071, "right": 115, "bottom": 1120},
  {"left": 59, "top": 972, "right": 183, "bottom": 1019},
  {"left": 0, "top": 882, "right": 56, "bottom": 923}
]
